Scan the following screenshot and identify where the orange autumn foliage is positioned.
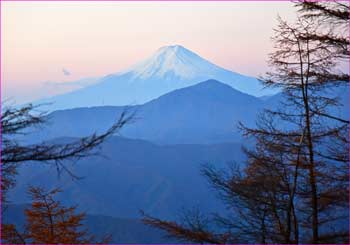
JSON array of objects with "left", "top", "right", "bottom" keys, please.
[{"left": 24, "top": 186, "right": 91, "bottom": 244}]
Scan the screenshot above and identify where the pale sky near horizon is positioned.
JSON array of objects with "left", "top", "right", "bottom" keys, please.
[{"left": 2, "top": 1, "right": 298, "bottom": 103}]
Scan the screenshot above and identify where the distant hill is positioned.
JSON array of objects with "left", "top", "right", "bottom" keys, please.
[
  {"left": 9, "top": 136, "right": 244, "bottom": 220},
  {"left": 24, "top": 79, "right": 349, "bottom": 145},
  {"left": 8, "top": 79, "right": 348, "bottom": 240},
  {"left": 25, "top": 79, "right": 264, "bottom": 144}
]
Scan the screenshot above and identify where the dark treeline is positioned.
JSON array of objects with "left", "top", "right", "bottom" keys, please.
[{"left": 143, "top": 1, "right": 349, "bottom": 244}]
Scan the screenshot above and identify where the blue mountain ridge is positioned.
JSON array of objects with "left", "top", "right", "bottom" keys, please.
[
  {"left": 25, "top": 79, "right": 265, "bottom": 144},
  {"left": 37, "top": 45, "right": 277, "bottom": 110}
]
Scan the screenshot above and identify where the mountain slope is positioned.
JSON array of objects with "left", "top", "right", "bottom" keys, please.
[
  {"left": 25, "top": 79, "right": 349, "bottom": 145},
  {"left": 125, "top": 79, "right": 262, "bottom": 143},
  {"left": 9, "top": 136, "right": 243, "bottom": 220},
  {"left": 26, "top": 79, "right": 263, "bottom": 144},
  {"left": 39, "top": 45, "right": 276, "bottom": 110}
]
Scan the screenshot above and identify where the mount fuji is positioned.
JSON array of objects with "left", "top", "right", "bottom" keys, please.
[{"left": 39, "top": 45, "right": 276, "bottom": 110}]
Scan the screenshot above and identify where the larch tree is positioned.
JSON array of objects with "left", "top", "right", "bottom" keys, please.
[
  {"left": 1, "top": 103, "right": 132, "bottom": 243},
  {"left": 25, "top": 186, "right": 91, "bottom": 244},
  {"left": 1, "top": 104, "right": 131, "bottom": 202},
  {"left": 3, "top": 186, "right": 109, "bottom": 244},
  {"left": 261, "top": 12, "right": 349, "bottom": 242},
  {"left": 142, "top": 2, "right": 349, "bottom": 244},
  {"left": 296, "top": 1, "right": 349, "bottom": 62}
]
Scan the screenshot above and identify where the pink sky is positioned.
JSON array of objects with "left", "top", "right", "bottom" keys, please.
[{"left": 1, "top": 1, "right": 297, "bottom": 103}]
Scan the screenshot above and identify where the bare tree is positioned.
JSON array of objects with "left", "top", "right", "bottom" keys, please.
[
  {"left": 1, "top": 103, "right": 132, "bottom": 243},
  {"left": 264, "top": 15, "right": 349, "bottom": 242},
  {"left": 142, "top": 3, "right": 349, "bottom": 244},
  {"left": 296, "top": 1, "right": 349, "bottom": 61},
  {"left": 1, "top": 104, "right": 132, "bottom": 202},
  {"left": 143, "top": 155, "right": 300, "bottom": 244},
  {"left": 142, "top": 208, "right": 229, "bottom": 244}
]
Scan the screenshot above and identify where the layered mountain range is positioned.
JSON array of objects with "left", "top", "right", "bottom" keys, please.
[
  {"left": 25, "top": 78, "right": 349, "bottom": 145},
  {"left": 29, "top": 79, "right": 266, "bottom": 144},
  {"left": 10, "top": 45, "right": 349, "bottom": 243},
  {"left": 38, "top": 45, "right": 277, "bottom": 110}
]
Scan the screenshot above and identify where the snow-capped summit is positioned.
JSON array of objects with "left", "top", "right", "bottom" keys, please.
[
  {"left": 121, "top": 45, "right": 221, "bottom": 80},
  {"left": 39, "top": 45, "right": 278, "bottom": 110}
]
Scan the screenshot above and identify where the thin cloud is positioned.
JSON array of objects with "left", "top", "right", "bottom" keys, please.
[{"left": 62, "top": 68, "right": 71, "bottom": 76}]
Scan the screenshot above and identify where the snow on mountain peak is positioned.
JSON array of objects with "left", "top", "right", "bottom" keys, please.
[
  {"left": 122, "top": 45, "right": 221, "bottom": 80},
  {"left": 38, "top": 44, "right": 279, "bottom": 110}
]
